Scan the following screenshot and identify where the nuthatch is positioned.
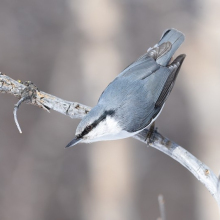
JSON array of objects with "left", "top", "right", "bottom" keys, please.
[{"left": 66, "top": 28, "right": 185, "bottom": 148}]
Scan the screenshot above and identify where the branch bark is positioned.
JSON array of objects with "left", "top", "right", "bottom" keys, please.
[{"left": 1, "top": 72, "right": 220, "bottom": 210}]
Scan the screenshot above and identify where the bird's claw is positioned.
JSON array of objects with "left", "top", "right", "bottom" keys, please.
[{"left": 145, "top": 122, "right": 157, "bottom": 144}]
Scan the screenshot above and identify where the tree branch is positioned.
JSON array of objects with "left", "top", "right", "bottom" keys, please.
[
  {"left": 0, "top": 73, "right": 91, "bottom": 119},
  {"left": 158, "top": 194, "right": 166, "bottom": 220},
  {"left": 1, "top": 72, "right": 220, "bottom": 210}
]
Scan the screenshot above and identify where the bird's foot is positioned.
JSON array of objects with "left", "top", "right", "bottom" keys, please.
[{"left": 145, "top": 122, "right": 157, "bottom": 144}]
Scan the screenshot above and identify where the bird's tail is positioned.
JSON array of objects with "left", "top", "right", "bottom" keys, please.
[{"left": 148, "top": 28, "right": 185, "bottom": 66}]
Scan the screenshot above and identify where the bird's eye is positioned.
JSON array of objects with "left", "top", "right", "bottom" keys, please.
[{"left": 86, "top": 125, "right": 93, "bottom": 132}]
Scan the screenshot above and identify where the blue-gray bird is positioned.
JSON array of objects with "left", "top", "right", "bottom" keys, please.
[{"left": 66, "top": 28, "right": 186, "bottom": 148}]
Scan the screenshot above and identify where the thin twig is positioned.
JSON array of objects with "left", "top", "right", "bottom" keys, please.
[
  {"left": 0, "top": 74, "right": 91, "bottom": 118},
  {"left": 158, "top": 194, "right": 166, "bottom": 220},
  {"left": 217, "top": 171, "right": 220, "bottom": 194},
  {"left": 13, "top": 96, "right": 27, "bottom": 133}
]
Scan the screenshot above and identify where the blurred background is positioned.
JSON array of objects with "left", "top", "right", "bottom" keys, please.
[{"left": 0, "top": 0, "right": 220, "bottom": 219}]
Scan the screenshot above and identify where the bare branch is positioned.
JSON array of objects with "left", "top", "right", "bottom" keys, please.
[
  {"left": 134, "top": 131, "right": 220, "bottom": 209},
  {"left": 158, "top": 195, "right": 166, "bottom": 220},
  {"left": 13, "top": 96, "right": 27, "bottom": 133},
  {"left": 0, "top": 73, "right": 91, "bottom": 119},
  {"left": 218, "top": 171, "right": 220, "bottom": 194},
  {"left": 1, "top": 73, "right": 220, "bottom": 210}
]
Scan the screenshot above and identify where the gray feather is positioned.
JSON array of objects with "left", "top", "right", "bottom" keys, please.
[
  {"left": 98, "top": 63, "right": 172, "bottom": 132},
  {"left": 156, "top": 28, "right": 185, "bottom": 66},
  {"left": 120, "top": 28, "right": 184, "bottom": 71},
  {"left": 155, "top": 54, "right": 186, "bottom": 108}
]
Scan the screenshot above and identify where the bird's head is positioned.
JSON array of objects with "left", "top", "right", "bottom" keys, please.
[{"left": 65, "top": 105, "right": 121, "bottom": 148}]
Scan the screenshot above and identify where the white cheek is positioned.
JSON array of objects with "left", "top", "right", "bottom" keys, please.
[
  {"left": 84, "top": 116, "right": 129, "bottom": 143},
  {"left": 105, "top": 116, "right": 122, "bottom": 134},
  {"left": 90, "top": 116, "right": 121, "bottom": 137},
  {"left": 83, "top": 105, "right": 165, "bottom": 143}
]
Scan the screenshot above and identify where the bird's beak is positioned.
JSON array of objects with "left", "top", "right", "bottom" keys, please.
[{"left": 65, "top": 137, "right": 82, "bottom": 148}]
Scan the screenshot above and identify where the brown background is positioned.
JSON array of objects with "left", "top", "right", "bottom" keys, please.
[{"left": 0, "top": 0, "right": 220, "bottom": 219}]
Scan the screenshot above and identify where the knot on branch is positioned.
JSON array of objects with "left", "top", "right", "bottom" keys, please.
[{"left": 20, "top": 81, "right": 39, "bottom": 104}]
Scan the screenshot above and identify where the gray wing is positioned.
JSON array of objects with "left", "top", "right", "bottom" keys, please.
[
  {"left": 118, "top": 56, "right": 160, "bottom": 80},
  {"left": 155, "top": 54, "right": 186, "bottom": 108},
  {"left": 98, "top": 54, "right": 185, "bottom": 133}
]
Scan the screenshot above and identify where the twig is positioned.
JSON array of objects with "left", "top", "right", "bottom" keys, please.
[
  {"left": 0, "top": 74, "right": 91, "bottom": 119},
  {"left": 0, "top": 73, "right": 220, "bottom": 211},
  {"left": 218, "top": 171, "right": 220, "bottom": 194},
  {"left": 158, "top": 194, "right": 166, "bottom": 220},
  {"left": 13, "top": 96, "right": 28, "bottom": 133}
]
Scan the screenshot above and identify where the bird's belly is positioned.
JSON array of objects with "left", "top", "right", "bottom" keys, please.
[{"left": 85, "top": 129, "right": 137, "bottom": 143}]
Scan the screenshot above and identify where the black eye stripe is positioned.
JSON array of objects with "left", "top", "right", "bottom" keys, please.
[
  {"left": 92, "top": 110, "right": 115, "bottom": 127},
  {"left": 77, "top": 126, "right": 92, "bottom": 138},
  {"left": 78, "top": 110, "right": 115, "bottom": 138},
  {"left": 86, "top": 125, "right": 93, "bottom": 132}
]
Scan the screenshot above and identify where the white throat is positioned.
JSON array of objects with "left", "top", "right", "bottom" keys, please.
[{"left": 83, "top": 116, "right": 133, "bottom": 143}]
